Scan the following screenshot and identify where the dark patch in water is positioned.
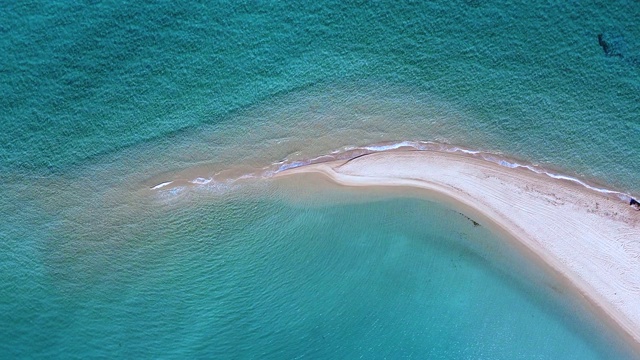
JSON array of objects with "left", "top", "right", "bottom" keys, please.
[
  {"left": 458, "top": 212, "right": 480, "bottom": 227},
  {"left": 598, "top": 32, "right": 627, "bottom": 58},
  {"left": 597, "top": 31, "right": 640, "bottom": 67}
]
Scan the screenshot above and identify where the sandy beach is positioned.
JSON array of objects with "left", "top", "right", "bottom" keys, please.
[{"left": 276, "top": 150, "right": 640, "bottom": 348}]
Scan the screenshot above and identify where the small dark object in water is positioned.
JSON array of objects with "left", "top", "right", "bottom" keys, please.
[
  {"left": 630, "top": 198, "right": 640, "bottom": 210},
  {"left": 598, "top": 32, "right": 627, "bottom": 58},
  {"left": 459, "top": 212, "right": 480, "bottom": 227}
]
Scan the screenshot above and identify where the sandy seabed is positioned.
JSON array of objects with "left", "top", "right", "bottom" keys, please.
[{"left": 276, "top": 150, "right": 640, "bottom": 350}]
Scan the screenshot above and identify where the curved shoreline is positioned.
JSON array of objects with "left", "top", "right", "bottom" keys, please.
[
  {"left": 275, "top": 150, "right": 640, "bottom": 352},
  {"left": 150, "top": 141, "right": 636, "bottom": 204},
  {"left": 271, "top": 141, "right": 634, "bottom": 202}
]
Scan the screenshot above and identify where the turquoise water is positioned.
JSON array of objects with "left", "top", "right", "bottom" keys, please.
[
  {"left": 2, "top": 0, "right": 639, "bottom": 358},
  {"left": 1, "top": 182, "right": 636, "bottom": 358}
]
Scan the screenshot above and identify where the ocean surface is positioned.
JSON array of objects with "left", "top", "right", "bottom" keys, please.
[{"left": 1, "top": 0, "right": 639, "bottom": 358}]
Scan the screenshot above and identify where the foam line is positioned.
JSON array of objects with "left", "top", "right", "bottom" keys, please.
[
  {"left": 151, "top": 181, "right": 173, "bottom": 190},
  {"left": 150, "top": 140, "right": 634, "bottom": 203},
  {"left": 272, "top": 141, "right": 634, "bottom": 202}
]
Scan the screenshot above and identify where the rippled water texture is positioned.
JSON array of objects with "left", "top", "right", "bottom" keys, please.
[{"left": 1, "top": 0, "right": 639, "bottom": 358}]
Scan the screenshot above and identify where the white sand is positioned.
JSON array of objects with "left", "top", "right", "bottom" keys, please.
[{"left": 276, "top": 150, "right": 640, "bottom": 346}]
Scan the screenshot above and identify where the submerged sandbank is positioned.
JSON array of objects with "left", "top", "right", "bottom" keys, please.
[
  {"left": 148, "top": 141, "right": 635, "bottom": 204},
  {"left": 275, "top": 150, "right": 640, "bottom": 349}
]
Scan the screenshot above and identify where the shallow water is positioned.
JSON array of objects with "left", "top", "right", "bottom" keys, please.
[
  {"left": 2, "top": 0, "right": 639, "bottom": 358},
  {"left": 2, "top": 179, "right": 637, "bottom": 358}
]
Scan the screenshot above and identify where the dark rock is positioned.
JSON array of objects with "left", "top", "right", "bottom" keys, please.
[{"left": 598, "top": 32, "right": 628, "bottom": 58}]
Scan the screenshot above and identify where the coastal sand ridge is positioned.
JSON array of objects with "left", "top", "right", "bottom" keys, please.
[{"left": 276, "top": 150, "right": 640, "bottom": 350}]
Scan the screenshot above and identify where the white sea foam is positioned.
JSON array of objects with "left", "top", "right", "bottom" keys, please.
[
  {"left": 272, "top": 140, "right": 634, "bottom": 203},
  {"left": 362, "top": 141, "right": 418, "bottom": 151},
  {"left": 476, "top": 155, "right": 629, "bottom": 200},
  {"left": 237, "top": 174, "right": 257, "bottom": 180},
  {"left": 151, "top": 181, "right": 173, "bottom": 190},
  {"left": 151, "top": 140, "right": 634, "bottom": 203},
  {"left": 278, "top": 160, "right": 307, "bottom": 172},
  {"left": 191, "top": 177, "right": 213, "bottom": 185},
  {"left": 456, "top": 149, "right": 481, "bottom": 155}
]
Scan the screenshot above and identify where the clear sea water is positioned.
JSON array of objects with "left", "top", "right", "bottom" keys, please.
[{"left": 1, "top": 0, "right": 639, "bottom": 358}]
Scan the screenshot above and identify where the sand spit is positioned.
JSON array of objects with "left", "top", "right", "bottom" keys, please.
[{"left": 276, "top": 150, "right": 640, "bottom": 347}]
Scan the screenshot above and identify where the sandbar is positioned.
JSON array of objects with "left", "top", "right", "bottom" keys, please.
[{"left": 276, "top": 150, "right": 640, "bottom": 348}]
